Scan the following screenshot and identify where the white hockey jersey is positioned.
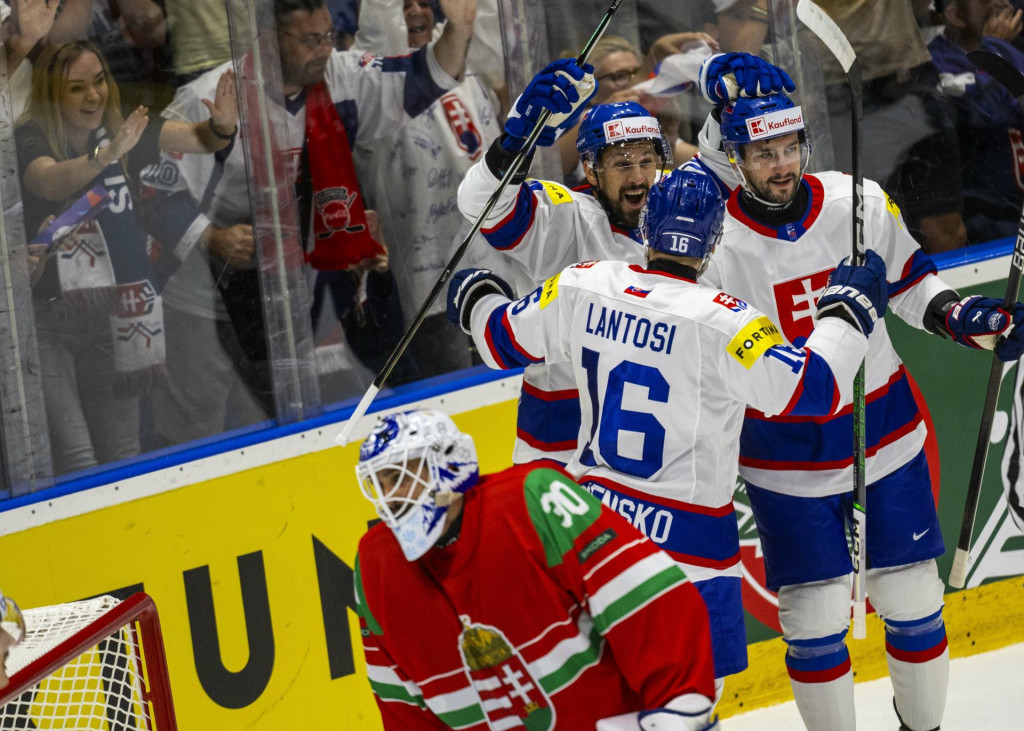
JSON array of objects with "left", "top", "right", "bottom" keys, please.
[
  {"left": 144, "top": 44, "right": 459, "bottom": 320},
  {"left": 352, "top": 0, "right": 507, "bottom": 322},
  {"left": 467, "top": 259, "right": 868, "bottom": 574},
  {"left": 697, "top": 150, "right": 952, "bottom": 497},
  {"left": 457, "top": 161, "right": 647, "bottom": 463}
]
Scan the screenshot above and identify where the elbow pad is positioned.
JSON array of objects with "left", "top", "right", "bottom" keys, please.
[
  {"left": 484, "top": 136, "right": 536, "bottom": 185},
  {"left": 924, "top": 289, "right": 961, "bottom": 337}
]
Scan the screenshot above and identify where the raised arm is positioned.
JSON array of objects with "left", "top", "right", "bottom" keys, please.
[
  {"left": 431, "top": 0, "right": 476, "bottom": 81},
  {"left": 157, "top": 69, "right": 238, "bottom": 154},
  {"left": 1, "top": 0, "right": 58, "bottom": 74}
]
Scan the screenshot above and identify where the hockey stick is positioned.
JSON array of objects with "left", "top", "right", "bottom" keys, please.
[
  {"left": 796, "top": 0, "right": 868, "bottom": 639},
  {"left": 334, "top": 0, "right": 625, "bottom": 446},
  {"left": 948, "top": 49, "right": 1024, "bottom": 588}
]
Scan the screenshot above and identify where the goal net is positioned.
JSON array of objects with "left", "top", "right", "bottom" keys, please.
[{"left": 0, "top": 593, "right": 176, "bottom": 730}]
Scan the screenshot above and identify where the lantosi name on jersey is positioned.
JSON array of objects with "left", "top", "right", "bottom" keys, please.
[{"left": 772, "top": 268, "right": 832, "bottom": 345}]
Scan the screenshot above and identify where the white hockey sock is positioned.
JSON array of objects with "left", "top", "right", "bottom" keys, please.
[
  {"left": 790, "top": 670, "right": 856, "bottom": 731},
  {"left": 883, "top": 607, "right": 948, "bottom": 731},
  {"left": 887, "top": 646, "right": 948, "bottom": 730},
  {"left": 785, "top": 634, "right": 855, "bottom": 731}
]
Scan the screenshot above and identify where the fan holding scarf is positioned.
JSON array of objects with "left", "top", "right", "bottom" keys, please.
[
  {"left": 14, "top": 40, "right": 238, "bottom": 475},
  {"left": 140, "top": 0, "right": 478, "bottom": 447}
]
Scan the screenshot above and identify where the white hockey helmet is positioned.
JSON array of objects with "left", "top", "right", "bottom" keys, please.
[{"left": 355, "top": 409, "right": 479, "bottom": 561}]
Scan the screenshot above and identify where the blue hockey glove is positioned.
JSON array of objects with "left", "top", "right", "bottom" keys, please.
[
  {"left": 502, "top": 58, "right": 596, "bottom": 153},
  {"left": 698, "top": 52, "right": 796, "bottom": 105},
  {"left": 814, "top": 249, "right": 888, "bottom": 337},
  {"left": 447, "top": 268, "right": 514, "bottom": 333},
  {"left": 945, "top": 295, "right": 1024, "bottom": 361}
]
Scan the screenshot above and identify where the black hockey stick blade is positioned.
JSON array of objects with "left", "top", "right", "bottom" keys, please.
[
  {"left": 949, "top": 53, "right": 1024, "bottom": 588},
  {"left": 968, "top": 49, "right": 1024, "bottom": 106}
]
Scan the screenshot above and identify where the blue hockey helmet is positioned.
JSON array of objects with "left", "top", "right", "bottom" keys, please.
[
  {"left": 640, "top": 165, "right": 725, "bottom": 273},
  {"left": 576, "top": 101, "right": 672, "bottom": 167},
  {"left": 719, "top": 92, "right": 811, "bottom": 202},
  {"left": 355, "top": 409, "right": 479, "bottom": 561}
]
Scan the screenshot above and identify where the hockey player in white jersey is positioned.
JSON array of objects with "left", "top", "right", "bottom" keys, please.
[
  {"left": 455, "top": 54, "right": 794, "bottom": 465},
  {"left": 693, "top": 56, "right": 1024, "bottom": 731},
  {"left": 448, "top": 164, "right": 888, "bottom": 699}
]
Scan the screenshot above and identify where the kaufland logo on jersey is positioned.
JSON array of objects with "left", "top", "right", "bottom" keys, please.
[
  {"left": 745, "top": 106, "right": 804, "bottom": 141},
  {"left": 603, "top": 116, "right": 660, "bottom": 142}
]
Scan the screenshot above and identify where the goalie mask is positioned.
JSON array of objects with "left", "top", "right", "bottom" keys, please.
[
  {"left": 356, "top": 409, "right": 479, "bottom": 561},
  {"left": 719, "top": 92, "right": 811, "bottom": 205},
  {"left": 640, "top": 165, "right": 725, "bottom": 275}
]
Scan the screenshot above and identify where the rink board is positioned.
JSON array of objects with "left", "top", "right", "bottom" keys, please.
[{"left": 1, "top": 241, "right": 1023, "bottom": 726}]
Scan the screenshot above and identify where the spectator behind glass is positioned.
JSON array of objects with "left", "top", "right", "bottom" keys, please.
[
  {"left": 162, "top": 0, "right": 231, "bottom": 86},
  {"left": 48, "top": 0, "right": 172, "bottom": 110},
  {"left": 930, "top": 0, "right": 1024, "bottom": 243},
  {"left": 1, "top": 0, "right": 60, "bottom": 120},
  {"left": 699, "top": 0, "right": 771, "bottom": 55},
  {"left": 351, "top": 0, "right": 507, "bottom": 379},
  {"left": 814, "top": 0, "right": 968, "bottom": 255},
  {"left": 14, "top": 40, "right": 236, "bottom": 475},
  {"left": 141, "top": 0, "right": 477, "bottom": 447},
  {"left": 556, "top": 33, "right": 717, "bottom": 184}
]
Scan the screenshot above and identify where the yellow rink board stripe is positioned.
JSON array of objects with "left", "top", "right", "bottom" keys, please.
[{"left": 718, "top": 576, "right": 1024, "bottom": 718}]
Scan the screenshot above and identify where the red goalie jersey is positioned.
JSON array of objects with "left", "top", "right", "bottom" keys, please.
[{"left": 354, "top": 464, "right": 716, "bottom": 729}]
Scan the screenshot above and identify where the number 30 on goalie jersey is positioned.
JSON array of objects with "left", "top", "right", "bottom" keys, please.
[{"left": 470, "top": 261, "right": 869, "bottom": 484}]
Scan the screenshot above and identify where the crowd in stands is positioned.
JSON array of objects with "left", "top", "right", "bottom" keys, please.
[{"left": 2, "top": 0, "right": 1023, "bottom": 481}]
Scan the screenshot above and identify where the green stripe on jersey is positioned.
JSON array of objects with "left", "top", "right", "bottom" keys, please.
[
  {"left": 436, "top": 703, "right": 487, "bottom": 729},
  {"left": 353, "top": 553, "right": 383, "bottom": 636},
  {"left": 524, "top": 468, "right": 603, "bottom": 567},
  {"left": 591, "top": 560, "right": 685, "bottom": 635}
]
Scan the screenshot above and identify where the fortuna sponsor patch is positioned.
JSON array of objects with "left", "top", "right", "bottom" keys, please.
[
  {"left": 883, "top": 190, "right": 904, "bottom": 229},
  {"left": 539, "top": 272, "right": 560, "bottom": 309},
  {"left": 541, "top": 180, "right": 571, "bottom": 205},
  {"left": 602, "top": 116, "right": 660, "bottom": 143},
  {"left": 728, "top": 316, "right": 784, "bottom": 368},
  {"left": 745, "top": 106, "right": 804, "bottom": 141}
]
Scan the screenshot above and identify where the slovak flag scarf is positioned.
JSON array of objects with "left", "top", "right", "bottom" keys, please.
[{"left": 46, "top": 128, "right": 166, "bottom": 392}]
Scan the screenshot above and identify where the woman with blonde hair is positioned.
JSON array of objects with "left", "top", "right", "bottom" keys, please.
[{"left": 15, "top": 40, "right": 238, "bottom": 475}]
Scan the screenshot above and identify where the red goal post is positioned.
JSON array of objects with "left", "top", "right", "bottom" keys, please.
[{"left": 0, "top": 592, "right": 176, "bottom": 729}]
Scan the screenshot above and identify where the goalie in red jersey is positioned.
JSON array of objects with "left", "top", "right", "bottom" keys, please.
[{"left": 351, "top": 408, "right": 719, "bottom": 730}]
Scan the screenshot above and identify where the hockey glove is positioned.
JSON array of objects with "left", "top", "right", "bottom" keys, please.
[
  {"left": 447, "top": 268, "right": 514, "bottom": 334},
  {"left": 596, "top": 697, "right": 718, "bottom": 731},
  {"left": 945, "top": 295, "right": 1024, "bottom": 361},
  {"left": 502, "top": 58, "right": 596, "bottom": 153},
  {"left": 814, "top": 249, "right": 888, "bottom": 338},
  {"left": 698, "top": 52, "right": 796, "bottom": 105}
]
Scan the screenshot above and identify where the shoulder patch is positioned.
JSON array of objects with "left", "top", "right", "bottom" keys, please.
[
  {"left": 539, "top": 272, "right": 560, "bottom": 310},
  {"left": 727, "top": 315, "right": 784, "bottom": 369},
  {"left": 523, "top": 468, "right": 602, "bottom": 567},
  {"left": 541, "top": 180, "right": 572, "bottom": 205},
  {"left": 571, "top": 260, "right": 599, "bottom": 269},
  {"left": 713, "top": 292, "right": 748, "bottom": 312},
  {"left": 883, "top": 190, "right": 904, "bottom": 230}
]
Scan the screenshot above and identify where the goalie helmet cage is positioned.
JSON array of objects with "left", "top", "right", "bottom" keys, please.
[{"left": 0, "top": 593, "right": 177, "bottom": 730}]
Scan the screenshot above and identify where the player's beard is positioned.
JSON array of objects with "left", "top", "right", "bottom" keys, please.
[
  {"left": 595, "top": 183, "right": 649, "bottom": 229},
  {"left": 747, "top": 170, "right": 800, "bottom": 206}
]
